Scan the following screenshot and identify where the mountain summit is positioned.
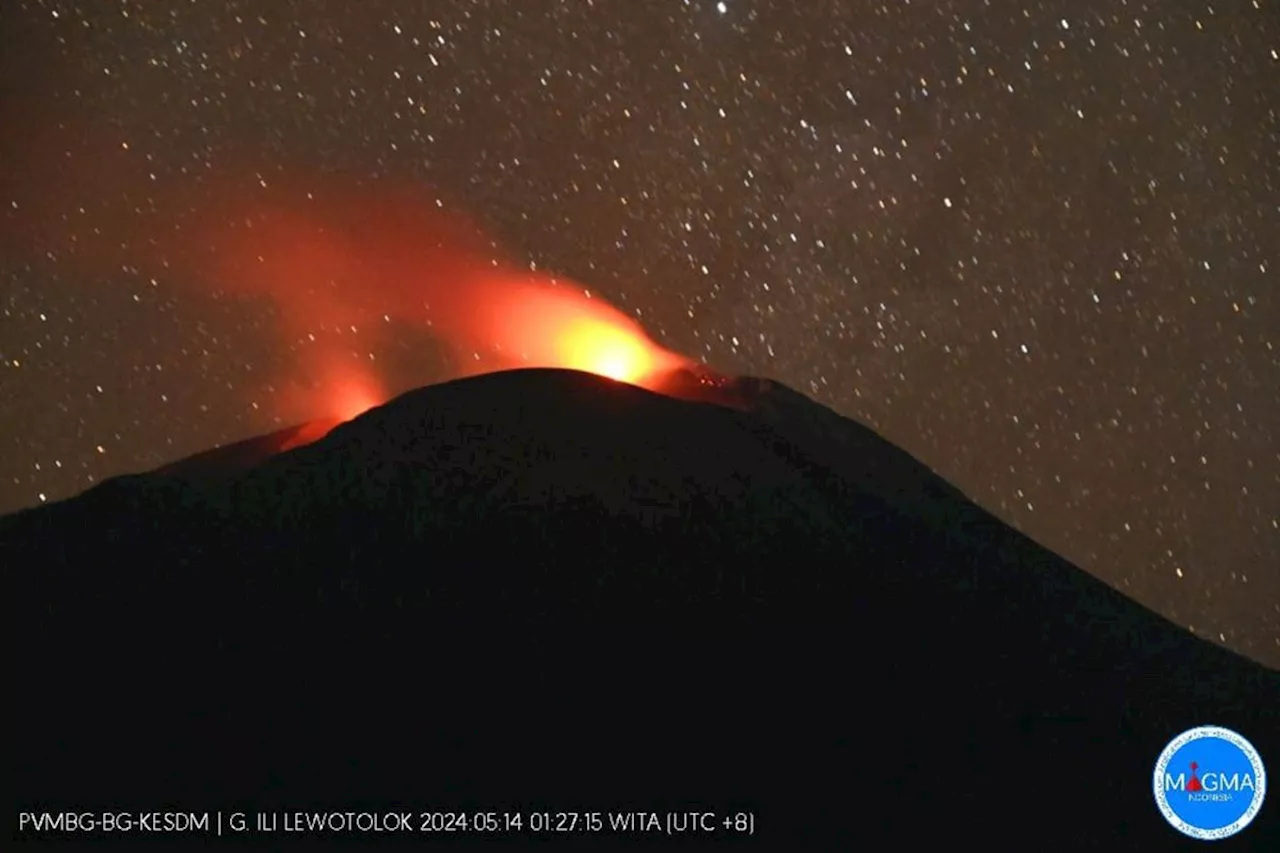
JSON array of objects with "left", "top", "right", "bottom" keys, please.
[{"left": 8, "top": 368, "right": 1278, "bottom": 849}]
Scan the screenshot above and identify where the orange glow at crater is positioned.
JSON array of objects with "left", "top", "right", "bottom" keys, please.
[
  {"left": 325, "top": 364, "right": 384, "bottom": 421},
  {"left": 566, "top": 322, "right": 652, "bottom": 383},
  {"left": 475, "top": 278, "right": 688, "bottom": 389},
  {"left": 266, "top": 356, "right": 387, "bottom": 431},
  {"left": 332, "top": 380, "right": 382, "bottom": 421}
]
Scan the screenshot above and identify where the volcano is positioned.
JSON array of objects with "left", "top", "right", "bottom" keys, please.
[{"left": 7, "top": 368, "right": 1278, "bottom": 849}]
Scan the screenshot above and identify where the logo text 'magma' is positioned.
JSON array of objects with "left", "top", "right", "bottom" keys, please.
[{"left": 1164, "top": 773, "right": 1256, "bottom": 793}]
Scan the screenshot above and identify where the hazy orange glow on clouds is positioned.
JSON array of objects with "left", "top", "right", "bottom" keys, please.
[{"left": 4, "top": 130, "right": 692, "bottom": 425}]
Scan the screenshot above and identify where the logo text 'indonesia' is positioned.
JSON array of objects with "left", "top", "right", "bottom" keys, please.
[{"left": 1153, "top": 726, "right": 1267, "bottom": 841}]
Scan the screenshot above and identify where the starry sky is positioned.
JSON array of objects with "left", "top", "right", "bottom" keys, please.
[{"left": 1, "top": 0, "right": 1276, "bottom": 665}]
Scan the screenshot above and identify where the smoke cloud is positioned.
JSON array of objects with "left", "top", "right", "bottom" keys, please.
[{"left": 4, "top": 128, "right": 690, "bottom": 423}]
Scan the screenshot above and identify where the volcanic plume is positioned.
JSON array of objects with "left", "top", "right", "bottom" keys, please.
[
  {"left": 3, "top": 131, "right": 692, "bottom": 426},
  {"left": 184, "top": 173, "right": 692, "bottom": 409}
]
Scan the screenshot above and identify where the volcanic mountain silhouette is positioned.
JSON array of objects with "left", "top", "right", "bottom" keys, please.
[{"left": 8, "top": 368, "right": 1278, "bottom": 850}]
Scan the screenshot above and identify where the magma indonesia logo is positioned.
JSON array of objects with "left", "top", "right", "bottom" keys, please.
[{"left": 1154, "top": 725, "right": 1267, "bottom": 840}]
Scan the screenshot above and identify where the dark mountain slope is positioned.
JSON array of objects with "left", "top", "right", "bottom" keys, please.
[
  {"left": 7, "top": 368, "right": 1278, "bottom": 850},
  {"left": 153, "top": 417, "right": 345, "bottom": 482}
]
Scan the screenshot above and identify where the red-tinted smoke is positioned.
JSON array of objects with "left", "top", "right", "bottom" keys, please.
[{"left": 5, "top": 133, "right": 691, "bottom": 424}]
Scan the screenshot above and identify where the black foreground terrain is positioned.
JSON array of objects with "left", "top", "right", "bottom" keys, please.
[{"left": 8, "top": 368, "right": 1278, "bottom": 850}]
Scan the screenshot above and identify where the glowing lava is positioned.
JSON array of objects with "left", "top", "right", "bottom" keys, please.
[
  {"left": 277, "top": 417, "right": 344, "bottom": 452},
  {"left": 554, "top": 318, "right": 649, "bottom": 382},
  {"left": 329, "top": 373, "right": 383, "bottom": 421},
  {"left": 476, "top": 277, "right": 688, "bottom": 389}
]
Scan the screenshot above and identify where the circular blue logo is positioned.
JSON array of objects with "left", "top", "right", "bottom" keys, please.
[{"left": 1153, "top": 725, "right": 1267, "bottom": 840}]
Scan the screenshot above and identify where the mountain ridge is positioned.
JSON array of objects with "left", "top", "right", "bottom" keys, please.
[{"left": 8, "top": 367, "right": 1277, "bottom": 849}]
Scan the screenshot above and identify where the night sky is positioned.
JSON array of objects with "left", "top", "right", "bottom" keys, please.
[{"left": 2, "top": 1, "right": 1276, "bottom": 666}]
